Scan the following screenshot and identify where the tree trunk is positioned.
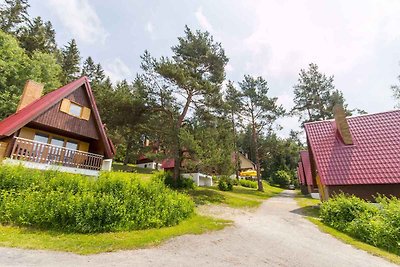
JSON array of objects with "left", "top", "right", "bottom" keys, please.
[
  {"left": 231, "top": 110, "right": 239, "bottom": 179},
  {"left": 251, "top": 114, "right": 263, "bottom": 191},
  {"left": 123, "top": 139, "right": 133, "bottom": 166}
]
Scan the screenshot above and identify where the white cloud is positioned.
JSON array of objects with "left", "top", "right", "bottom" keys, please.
[
  {"left": 104, "top": 58, "right": 132, "bottom": 83},
  {"left": 226, "top": 63, "right": 234, "bottom": 73},
  {"left": 47, "top": 0, "right": 108, "bottom": 44},
  {"left": 145, "top": 22, "right": 154, "bottom": 34},
  {"left": 195, "top": 6, "right": 214, "bottom": 34},
  {"left": 242, "top": 0, "right": 400, "bottom": 77}
]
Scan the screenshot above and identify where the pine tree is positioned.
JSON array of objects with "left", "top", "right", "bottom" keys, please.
[
  {"left": 236, "top": 75, "right": 285, "bottom": 191},
  {"left": 0, "top": 0, "right": 29, "bottom": 34},
  {"left": 18, "top": 16, "right": 57, "bottom": 55},
  {"left": 61, "top": 39, "right": 81, "bottom": 83},
  {"left": 81, "top": 57, "right": 105, "bottom": 84},
  {"left": 140, "top": 26, "right": 228, "bottom": 181},
  {"left": 292, "top": 63, "right": 352, "bottom": 126}
]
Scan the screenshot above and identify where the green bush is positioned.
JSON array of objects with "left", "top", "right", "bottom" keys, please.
[
  {"left": 0, "top": 165, "right": 194, "bottom": 233},
  {"left": 270, "top": 170, "right": 291, "bottom": 188},
  {"left": 239, "top": 179, "right": 257, "bottom": 188},
  {"left": 320, "top": 194, "right": 400, "bottom": 255},
  {"left": 153, "top": 171, "right": 195, "bottom": 189},
  {"left": 218, "top": 176, "right": 233, "bottom": 191}
]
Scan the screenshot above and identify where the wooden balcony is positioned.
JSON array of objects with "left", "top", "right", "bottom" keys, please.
[{"left": 10, "top": 137, "right": 104, "bottom": 171}]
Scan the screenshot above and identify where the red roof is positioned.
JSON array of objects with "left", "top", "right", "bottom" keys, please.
[
  {"left": 304, "top": 110, "right": 400, "bottom": 186},
  {"left": 0, "top": 77, "right": 114, "bottom": 159},
  {"left": 297, "top": 163, "right": 305, "bottom": 185},
  {"left": 299, "top": 150, "right": 313, "bottom": 186},
  {"left": 161, "top": 158, "right": 174, "bottom": 169}
]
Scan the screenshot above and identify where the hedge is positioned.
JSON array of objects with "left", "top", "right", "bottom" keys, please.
[
  {"left": 320, "top": 194, "right": 400, "bottom": 255},
  {"left": 0, "top": 165, "right": 194, "bottom": 233}
]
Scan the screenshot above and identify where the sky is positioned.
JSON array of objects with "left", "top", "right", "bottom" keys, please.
[{"left": 29, "top": 0, "right": 400, "bottom": 137}]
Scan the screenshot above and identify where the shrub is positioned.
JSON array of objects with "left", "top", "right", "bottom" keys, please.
[
  {"left": 270, "top": 170, "right": 291, "bottom": 188},
  {"left": 239, "top": 179, "right": 257, "bottom": 188},
  {"left": 153, "top": 171, "right": 195, "bottom": 189},
  {"left": 320, "top": 194, "right": 400, "bottom": 255},
  {"left": 218, "top": 176, "right": 233, "bottom": 191},
  {"left": 0, "top": 165, "right": 195, "bottom": 233}
]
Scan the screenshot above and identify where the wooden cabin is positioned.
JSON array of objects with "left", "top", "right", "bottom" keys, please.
[
  {"left": 304, "top": 105, "right": 400, "bottom": 201},
  {"left": 0, "top": 77, "right": 115, "bottom": 176}
]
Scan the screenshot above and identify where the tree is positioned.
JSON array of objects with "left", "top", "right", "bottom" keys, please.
[
  {"left": 0, "top": 0, "right": 29, "bottom": 34},
  {"left": 236, "top": 75, "right": 285, "bottom": 191},
  {"left": 61, "top": 39, "right": 81, "bottom": 84},
  {"left": 18, "top": 16, "right": 57, "bottom": 55},
  {"left": 140, "top": 26, "right": 228, "bottom": 181},
  {"left": 0, "top": 30, "right": 61, "bottom": 119},
  {"left": 225, "top": 81, "right": 243, "bottom": 179},
  {"left": 292, "top": 63, "right": 351, "bottom": 126},
  {"left": 81, "top": 56, "right": 105, "bottom": 84}
]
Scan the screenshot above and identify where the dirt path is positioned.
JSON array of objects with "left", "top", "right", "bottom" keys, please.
[{"left": 0, "top": 190, "right": 397, "bottom": 267}]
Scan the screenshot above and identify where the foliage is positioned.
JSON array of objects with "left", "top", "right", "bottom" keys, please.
[
  {"left": 292, "top": 63, "right": 357, "bottom": 126},
  {"left": 139, "top": 26, "right": 228, "bottom": 180},
  {"left": 17, "top": 16, "right": 57, "bottom": 55},
  {"left": 0, "top": 30, "right": 61, "bottom": 119},
  {"left": 0, "top": 166, "right": 194, "bottom": 233},
  {"left": 232, "top": 75, "right": 285, "bottom": 191},
  {"left": 153, "top": 171, "right": 195, "bottom": 189},
  {"left": 0, "top": 0, "right": 29, "bottom": 34},
  {"left": 218, "top": 176, "right": 233, "bottom": 191},
  {"left": 60, "top": 39, "right": 80, "bottom": 84},
  {"left": 270, "top": 170, "right": 291, "bottom": 188},
  {"left": 239, "top": 179, "right": 257, "bottom": 189},
  {"left": 320, "top": 194, "right": 400, "bottom": 255},
  {"left": 391, "top": 64, "right": 400, "bottom": 108}
]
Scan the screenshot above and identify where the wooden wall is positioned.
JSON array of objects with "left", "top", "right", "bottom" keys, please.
[
  {"left": 326, "top": 184, "right": 400, "bottom": 202},
  {"left": 33, "top": 86, "right": 100, "bottom": 140}
]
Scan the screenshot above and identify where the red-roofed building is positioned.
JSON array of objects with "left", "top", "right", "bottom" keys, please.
[
  {"left": 0, "top": 78, "right": 115, "bottom": 176},
  {"left": 299, "top": 150, "right": 317, "bottom": 195},
  {"left": 304, "top": 107, "right": 400, "bottom": 201}
]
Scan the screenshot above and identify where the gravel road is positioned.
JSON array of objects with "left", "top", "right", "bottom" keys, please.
[{"left": 0, "top": 190, "right": 396, "bottom": 267}]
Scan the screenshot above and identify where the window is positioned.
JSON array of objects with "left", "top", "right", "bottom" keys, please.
[
  {"left": 60, "top": 99, "right": 91, "bottom": 120},
  {"left": 65, "top": 141, "right": 78, "bottom": 150},
  {"left": 33, "top": 133, "right": 49, "bottom": 144},
  {"left": 69, "top": 102, "right": 83, "bottom": 117},
  {"left": 51, "top": 137, "right": 64, "bottom": 147}
]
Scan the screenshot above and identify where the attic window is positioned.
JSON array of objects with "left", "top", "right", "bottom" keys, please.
[
  {"left": 69, "top": 102, "right": 82, "bottom": 117},
  {"left": 60, "top": 99, "right": 91, "bottom": 120}
]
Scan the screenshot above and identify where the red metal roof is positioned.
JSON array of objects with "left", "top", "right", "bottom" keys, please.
[
  {"left": 161, "top": 158, "right": 174, "bottom": 169},
  {"left": 304, "top": 110, "right": 400, "bottom": 186},
  {"left": 0, "top": 77, "right": 115, "bottom": 159},
  {"left": 297, "top": 163, "right": 305, "bottom": 185},
  {"left": 299, "top": 150, "right": 313, "bottom": 186}
]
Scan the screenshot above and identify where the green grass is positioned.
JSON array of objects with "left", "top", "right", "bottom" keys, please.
[
  {"left": 111, "top": 163, "right": 157, "bottom": 182},
  {"left": 295, "top": 193, "right": 400, "bottom": 265},
  {"left": 0, "top": 214, "right": 231, "bottom": 255},
  {"left": 186, "top": 182, "right": 283, "bottom": 208}
]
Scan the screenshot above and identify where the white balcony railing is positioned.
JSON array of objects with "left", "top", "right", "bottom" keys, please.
[{"left": 10, "top": 137, "right": 103, "bottom": 171}]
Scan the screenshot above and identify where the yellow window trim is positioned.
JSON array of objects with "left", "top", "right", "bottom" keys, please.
[{"left": 59, "top": 98, "right": 91, "bottom": 121}]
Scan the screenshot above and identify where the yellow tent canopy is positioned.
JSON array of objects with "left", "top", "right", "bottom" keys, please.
[{"left": 240, "top": 170, "right": 257, "bottom": 177}]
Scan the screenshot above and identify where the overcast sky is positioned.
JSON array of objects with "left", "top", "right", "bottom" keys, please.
[{"left": 29, "top": 0, "right": 400, "bottom": 136}]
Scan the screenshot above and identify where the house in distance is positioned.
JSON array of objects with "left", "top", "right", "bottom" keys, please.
[
  {"left": 0, "top": 77, "right": 115, "bottom": 176},
  {"left": 304, "top": 105, "right": 400, "bottom": 201}
]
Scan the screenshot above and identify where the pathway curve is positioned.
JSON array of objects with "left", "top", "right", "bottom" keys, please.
[{"left": 0, "top": 190, "right": 397, "bottom": 267}]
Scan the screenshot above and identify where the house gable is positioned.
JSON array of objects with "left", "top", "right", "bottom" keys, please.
[{"left": 33, "top": 85, "right": 99, "bottom": 140}]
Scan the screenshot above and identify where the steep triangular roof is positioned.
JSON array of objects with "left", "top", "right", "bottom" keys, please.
[
  {"left": 299, "top": 150, "right": 313, "bottom": 186},
  {"left": 0, "top": 77, "right": 114, "bottom": 158},
  {"left": 304, "top": 110, "right": 400, "bottom": 185}
]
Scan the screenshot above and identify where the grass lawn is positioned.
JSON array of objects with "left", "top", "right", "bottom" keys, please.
[
  {"left": 112, "top": 162, "right": 156, "bottom": 182},
  {"left": 186, "top": 182, "right": 284, "bottom": 208},
  {"left": 0, "top": 214, "right": 231, "bottom": 255},
  {"left": 295, "top": 193, "right": 400, "bottom": 265}
]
